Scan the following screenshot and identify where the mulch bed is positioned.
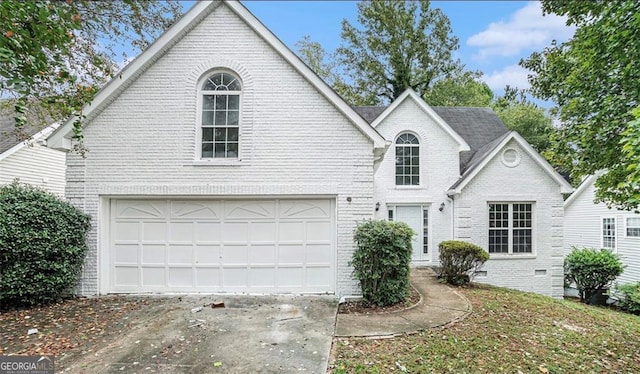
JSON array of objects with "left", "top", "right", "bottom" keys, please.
[{"left": 338, "top": 285, "right": 421, "bottom": 314}]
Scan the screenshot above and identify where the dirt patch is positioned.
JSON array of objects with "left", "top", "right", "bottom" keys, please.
[
  {"left": 338, "top": 285, "right": 421, "bottom": 314},
  {"left": 0, "top": 296, "right": 170, "bottom": 357}
]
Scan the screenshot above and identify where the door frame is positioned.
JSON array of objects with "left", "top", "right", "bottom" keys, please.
[{"left": 386, "top": 203, "right": 432, "bottom": 263}]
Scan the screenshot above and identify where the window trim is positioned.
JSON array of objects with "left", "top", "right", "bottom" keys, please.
[
  {"left": 394, "top": 132, "right": 420, "bottom": 186},
  {"left": 625, "top": 216, "right": 640, "bottom": 238},
  {"left": 196, "top": 70, "right": 243, "bottom": 161},
  {"left": 487, "top": 202, "right": 535, "bottom": 256},
  {"left": 601, "top": 216, "right": 617, "bottom": 250}
]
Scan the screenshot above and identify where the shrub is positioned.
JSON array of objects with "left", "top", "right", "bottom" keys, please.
[
  {"left": 438, "top": 240, "right": 489, "bottom": 286},
  {"left": 616, "top": 282, "right": 640, "bottom": 315},
  {"left": 352, "top": 220, "right": 414, "bottom": 307},
  {"left": 0, "top": 182, "right": 91, "bottom": 308},
  {"left": 564, "top": 247, "right": 625, "bottom": 303}
]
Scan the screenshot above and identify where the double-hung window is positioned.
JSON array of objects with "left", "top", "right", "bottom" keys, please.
[
  {"left": 395, "top": 133, "right": 419, "bottom": 185},
  {"left": 602, "top": 217, "right": 616, "bottom": 249},
  {"left": 201, "top": 72, "right": 241, "bottom": 159},
  {"left": 488, "top": 203, "right": 533, "bottom": 254},
  {"left": 626, "top": 217, "right": 640, "bottom": 237}
]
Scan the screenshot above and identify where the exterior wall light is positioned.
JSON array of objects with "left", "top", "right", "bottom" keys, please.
[{"left": 439, "top": 202, "right": 445, "bottom": 211}]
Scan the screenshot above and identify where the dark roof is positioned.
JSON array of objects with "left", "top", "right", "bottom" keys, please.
[
  {"left": 0, "top": 104, "right": 54, "bottom": 154},
  {"left": 352, "top": 105, "right": 509, "bottom": 172}
]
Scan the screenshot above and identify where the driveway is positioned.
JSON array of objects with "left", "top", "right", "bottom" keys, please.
[{"left": 57, "top": 295, "right": 338, "bottom": 373}]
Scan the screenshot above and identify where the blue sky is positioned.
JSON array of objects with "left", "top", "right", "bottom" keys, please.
[{"left": 238, "top": 1, "right": 575, "bottom": 99}]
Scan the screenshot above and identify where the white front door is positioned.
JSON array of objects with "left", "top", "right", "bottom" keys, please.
[{"left": 394, "top": 205, "right": 430, "bottom": 262}]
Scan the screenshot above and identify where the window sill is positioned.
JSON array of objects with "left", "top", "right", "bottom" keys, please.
[
  {"left": 394, "top": 185, "right": 424, "bottom": 190},
  {"left": 185, "top": 159, "right": 243, "bottom": 167},
  {"left": 489, "top": 254, "right": 537, "bottom": 260}
]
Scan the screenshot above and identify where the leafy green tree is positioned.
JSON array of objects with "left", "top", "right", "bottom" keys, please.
[
  {"left": 424, "top": 71, "right": 493, "bottom": 107},
  {"left": 521, "top": 0, "right": 640, "bottom": 209},
  {"left": 491, "top": 87, "right": 554, "bottom": 153},
  {"left": 0, "top": 0, "right": 182, "bottom": 145},
  {"left": 337, "top": 0, "right": 462, "bottom": 105}
]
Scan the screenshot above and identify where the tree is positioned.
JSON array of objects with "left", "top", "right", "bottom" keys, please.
[
  {"left": 424, "top": 71, "right": 493, "bottom": 107},
  {"left": 337, "top": 0, "right": 462, "bottom": 105},
  {"left": 0, "top": 0, "right": 182, "bottom": 146},
  {"left": 521, "top": 0, "right": 640, "bottom": 209},
  {"left": 491, "top": 87, "right": 554, "bottom": 153}
]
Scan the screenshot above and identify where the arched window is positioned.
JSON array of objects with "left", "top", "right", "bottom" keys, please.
[
  {"left": 395, "top": 133, "right": 419, "bottom": 185},
  {"left": 200, "top": 72, "right": 241, "bottom": 158}
]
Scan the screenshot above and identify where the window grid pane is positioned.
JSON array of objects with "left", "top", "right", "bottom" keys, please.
[
  {"left": 602, "top": 218, "right": 616, "bottom": 249},
  {"left": 627, "top": 217, "right": 640, "bottom": 237},
  {"left": 423, "top": 208, "right": 428, "bottom": 254},
  {"left": 488, "top": 203, "right": 533, "bottom": 254},
  {"left": 201, "top": 74, "right": 240, "bottom": 158},
  {"left": 395, "top": 134, "right": 419, "bottom": 186}
]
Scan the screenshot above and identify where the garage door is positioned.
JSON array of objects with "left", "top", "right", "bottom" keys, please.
[{"left": 108, "top": 199, "right": 335, "bottom": 293}]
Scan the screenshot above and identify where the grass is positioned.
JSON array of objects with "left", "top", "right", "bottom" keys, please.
[{"left": 331, "top": 283, "right": 640, "bottom": 373}]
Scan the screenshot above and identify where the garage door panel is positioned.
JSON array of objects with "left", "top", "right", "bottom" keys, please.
[
  {"left": 279, "top": 222, "right": 305, "bottom": 242},
  {"left": 222, "top": 222, "right": 248, "bottom": 243},
  {"left": 249, "top": 245, "right": 276, "bottom": 265},
  {"left": 168, "top": 245, "right": 192, "bottom": 264},
  {"left": 279, "top": 200, "right": 331, "bottom": 219},
  {"left": 225, "top": 201, "right": 276, "bottom": 220},
  {"left": 196, "top": 222, "right": 221, "bottom": 242},
  {"left": 279, "top": 245, "right": 305, "bottom": 264},
  {"left": 195, "top": 245, "right": 221, "bottom": 264},
  {"left": 116, "top": 200, "right": 166, "bottom": 219},
  {"left": 250, "top": 268, "right": 275, "bottom": 287},
  {"left": 169, "top": 222, "right": 193, "bottom": 242},
  {"left": 306, "top": 244, "right": 331, "bottom": 264},
  {"left": 196, "top": 268, "right": 220, "bottom": 287},
  {"left": 249, "top": 222, "right": 277, "bottom": 242},
  {"left": 141, "top": 267, "right": 165, "bottom": 286},
  {"left": 109, "top": 199, "right": 334, "bottom": 293},
  {"left": 142, "top": 244, "right": 165, "bottom": 264},
  {"left": 306, "top": 221, "right": 332, "bottom": 241},
  {"left": 169, "top": 268, "right": 193, "bottom": 287},
  {"left": 142, "top": 222, "right": 167, "bottom": 241},
  {"left": 223, "top": 268, "right": 248, "bottom": 287},
  {"left": 114, "top": 244, "right": 138, "bottom": 264},
  {"left": 171, "top": 201, "right": 221, "bottom": 219},
  {"left": 114, "top": 222, "right": 139, "bottom": 241},
  {"left": 114, "top": 267, "right": 138, "bottom": 287},
  {"left": 221, "top": 245, "right": 248, "bottom": 264}
]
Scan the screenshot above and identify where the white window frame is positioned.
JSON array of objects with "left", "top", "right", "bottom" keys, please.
[
  {"left": 601, "top": 216, "right": 617, "bottom": 250},
  {"left": 196, "top": 70, "right": 242, "bottom": 161},
  {"left": 625, "top": 216, "right": 640, "bottom": 238},
  {"left": 394, "top": 133, "right": 420, "bottom": 186},
  {"left": 488, "top": 202, "right": 535, "bottom": 255}
]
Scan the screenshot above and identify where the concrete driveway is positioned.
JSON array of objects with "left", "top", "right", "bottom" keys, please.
[{"left": 58, "top": 295, "right": 338, "bottom": 373}]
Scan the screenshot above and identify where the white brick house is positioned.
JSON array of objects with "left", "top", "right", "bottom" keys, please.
[{"left": 48, "top": 0, "right": 572, "bottom": 298}]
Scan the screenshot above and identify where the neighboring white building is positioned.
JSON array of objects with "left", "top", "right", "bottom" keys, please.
[
  {"left": 0, "top": 118, "right": 65, "bottom": 196},
  {"left": 564, "top": 174, "right": 640, "bottom": 287},
  {"left": 47, "top": 0, "right": 572, "bottom": 298}
]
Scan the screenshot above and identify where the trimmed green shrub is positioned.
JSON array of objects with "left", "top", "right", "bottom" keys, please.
[
  {"left": 438, "top": 240, "right": 489, "bottom": 286},
  {"left": 352, "top": 220, "right": 414, "bottom": 307},
  {"left": 0, "top": 182, "right": 91, "bottom": 309},
  {"left": 564, "top": 247, "right": 625, "bottom": 303},
  {"left": 616, "top": 282, "right": 640, "bottom": 315}
]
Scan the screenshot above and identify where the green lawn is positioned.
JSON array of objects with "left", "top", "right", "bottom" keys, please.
[{"left": 331, "top": 284, "right": 640, "bottom": 373}]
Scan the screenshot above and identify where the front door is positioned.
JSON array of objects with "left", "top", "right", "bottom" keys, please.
[{"left": 394, "top": 205, "right": 430, "bottom": 262}]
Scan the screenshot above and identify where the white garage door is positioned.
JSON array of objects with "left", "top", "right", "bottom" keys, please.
[{"left": 108, "top": 199, "right": 335, "bottom": 293}]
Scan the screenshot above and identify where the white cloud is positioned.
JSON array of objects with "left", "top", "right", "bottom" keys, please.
[
  {"left": 482, "top": 64, "right": 532, "bottom": 91},
  {"left": 467, "top": 2, "right": 574, "bottom": 60}
]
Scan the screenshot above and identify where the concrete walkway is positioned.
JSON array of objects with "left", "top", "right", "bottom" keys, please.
[{"left": 335, "top": 268, "right": 472, "bottom": 337}]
